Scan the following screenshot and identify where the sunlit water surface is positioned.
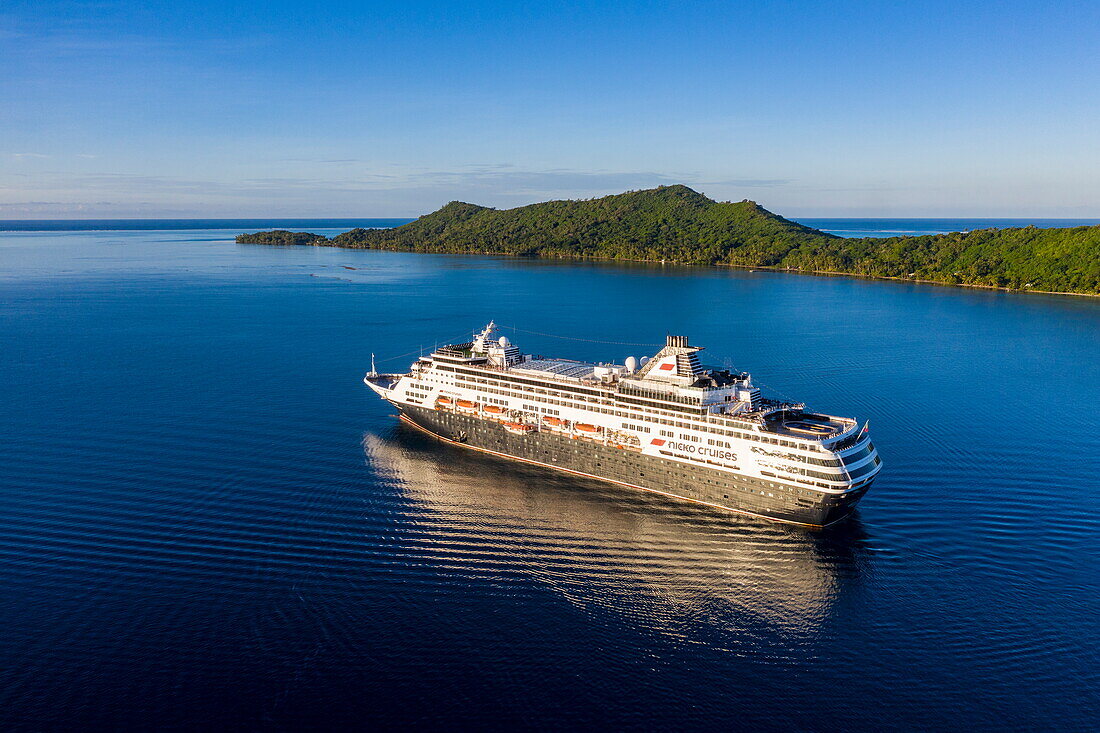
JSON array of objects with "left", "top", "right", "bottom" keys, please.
[{"left": 1, "top": 226, "right": 1098, "bottom": 730}]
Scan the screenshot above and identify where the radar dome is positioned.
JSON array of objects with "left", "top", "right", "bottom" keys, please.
[
  {"left": 640, "top": 356, "right": 651, "bottom": 366},
  {"left": 498, "top": 336, "right": 510, "bottom": 347},
  {"left": 624, "top": 356, "right": 638, "bottom": 372}
]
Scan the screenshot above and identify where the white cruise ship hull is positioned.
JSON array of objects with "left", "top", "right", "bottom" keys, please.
[{"left": 397, "top": 403, "right": 871, "bottom": 528}]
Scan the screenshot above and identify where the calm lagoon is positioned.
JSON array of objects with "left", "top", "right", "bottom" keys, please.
[{"left": 0, "top": 225, "right": 1097, "bottom": 729}]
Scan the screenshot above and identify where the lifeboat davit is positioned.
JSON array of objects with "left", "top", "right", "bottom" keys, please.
[
  {"left": 456, "top": 400, "right": 477, "bottom": 410},
  {"left": 503, "top": 422, "right": 537, "bottom": 435},
  {"left": 484, "top": 405, "right": 506, "bottom": 414},
  {"left": 541, "top": 416, "right": 565, "bottom": 427},
  {"left": 575, "top": 423, "right": 600, "bottom": 433}
]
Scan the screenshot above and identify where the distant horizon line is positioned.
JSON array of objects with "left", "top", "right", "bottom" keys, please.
[{"left": 4, "top": 216, "right": 1100, "bottom": 223}]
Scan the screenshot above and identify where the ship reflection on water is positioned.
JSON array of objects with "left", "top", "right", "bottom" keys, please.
[{"left": 363, "top": 422, "right": 870, "bottom": 636}]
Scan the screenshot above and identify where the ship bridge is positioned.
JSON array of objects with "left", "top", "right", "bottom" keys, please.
[{"left": 619, "top": 334, "right": 762, "bottom": 414}]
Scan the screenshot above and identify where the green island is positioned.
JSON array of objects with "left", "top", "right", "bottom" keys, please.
[
  {"left": 236, "top": 229, "right": 328, "bottom": 246},
  {"left": 236, "top": 185, "right": 1100, "bottom": 295}
]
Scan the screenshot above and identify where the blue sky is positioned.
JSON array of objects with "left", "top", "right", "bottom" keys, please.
[{"left": 2, "top": 0, "right": 1098, "bottom": 218}]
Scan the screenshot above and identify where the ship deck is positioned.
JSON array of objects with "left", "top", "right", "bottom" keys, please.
[{"left": 765, "top": 415, "right": 852, "bottom": 439}]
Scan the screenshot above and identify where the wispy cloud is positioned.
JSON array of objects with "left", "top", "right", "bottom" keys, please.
[
  {"left": 706, "top": 178, "right": 793, "bottom": 187},
  {"left": 0, "top": 200, "right": 139, "bottom": 212},
  {"left": 0, "top": 165, "right": 793, "bottom": 217},
  {"left": 1, "top": 7, "right": 275, "bottom": 62},
  {"left": 415, "top": 167, "right": 681, "bottom": 196},
  {"left": 23, "top": 167, "right": 688, "bottom": 199},
  {"left": 274, "top": 157, "right": 364, "bottom": 164}
]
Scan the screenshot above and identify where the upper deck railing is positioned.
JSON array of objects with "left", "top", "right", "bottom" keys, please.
[
  {"left": 824, "top": 425, "right": 866, "bottom": 452},
  {"left": 433, "top": 343, "right": 477, "bottom": 359}
]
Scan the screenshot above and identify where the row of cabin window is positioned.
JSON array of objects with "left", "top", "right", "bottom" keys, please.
[
  {"left": 752, "top": 447, "right": 843, "bottom": 468},
  {"left": 463, "top": 410, "right": 830, "bottom": 498},
  {"left": 437, "top": 365, "right": 824, "bottom": 453},
  {"left": 447, "top": 372, "right": 822, "bottom": 453},
  {"left": 760, "top": 469, "right": 844, "bottom": 489},
  {"left": 560, "top": 441, "right": 824, "bottom": 498}
]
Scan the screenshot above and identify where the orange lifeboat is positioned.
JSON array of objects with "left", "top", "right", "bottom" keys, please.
[
  {"left": 542, "top": 416, "right": 565, "bottom": 427},
  {"left": 503, "top": 422, "right": 537, "bottom": 435},
  {"left": 484, "top": 405, "right": 506, "bottom": 415},
  {"left": 456, "top": 399, "right": 477, "bottom": 410},
  {"left": 437, "top": 396, "right": 453, "bottom": 406},
  {"left": 575, "top": 423, "right": 600, "bottom": 433}
]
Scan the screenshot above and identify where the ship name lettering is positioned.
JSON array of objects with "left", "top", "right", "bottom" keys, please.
[{"left": 669, "top": 442, "right": 737, "bottom": 462}]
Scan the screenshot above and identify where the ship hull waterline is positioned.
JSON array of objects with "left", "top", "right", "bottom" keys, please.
[{"left": 393, "top": 403, "right": 870, "bottom": 528}]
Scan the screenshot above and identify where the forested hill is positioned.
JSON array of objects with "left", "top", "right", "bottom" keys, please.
[
  {"left": 236, "top": 185, "right": 1100, "bottom": 295},
  {"left": 329, "top": 185, "right": 830, "bottom": 264}
]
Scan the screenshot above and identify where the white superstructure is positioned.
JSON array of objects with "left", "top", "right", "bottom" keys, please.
[{"left": 365, "top": 323, "right": 882, "bottom": 499}]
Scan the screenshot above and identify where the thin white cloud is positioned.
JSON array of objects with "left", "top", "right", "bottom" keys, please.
[
  {"left": 706, "top": 178, "right": 793, "bottom": 188},
  {"left": 0, "top": 165, "right": 798, "bottom": 217}
]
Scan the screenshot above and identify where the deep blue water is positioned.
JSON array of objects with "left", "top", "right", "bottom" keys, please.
[{"left": 1, "top": 226, "right": 1098, "bottom": 730}]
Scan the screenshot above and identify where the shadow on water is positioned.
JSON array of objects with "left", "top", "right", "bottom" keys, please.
[{"left": 363, "top": 421, "right": 872, "bottom": 637}]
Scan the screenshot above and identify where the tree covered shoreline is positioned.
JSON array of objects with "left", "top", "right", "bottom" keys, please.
[
  {"left": 235, "top": 186, "right": 1100, "bottom": 295},
  {"left": 236, "top": 230, "right": 328, "bottom": 246}
]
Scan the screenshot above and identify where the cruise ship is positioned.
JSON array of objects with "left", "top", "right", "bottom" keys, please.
[{"left": 364, "top": 323, "right": 881, "bottom": 527}]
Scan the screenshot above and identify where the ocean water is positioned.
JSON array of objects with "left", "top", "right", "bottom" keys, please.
[{"left": 1, "top": 225, "right": 1098, "bottom": 730}]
